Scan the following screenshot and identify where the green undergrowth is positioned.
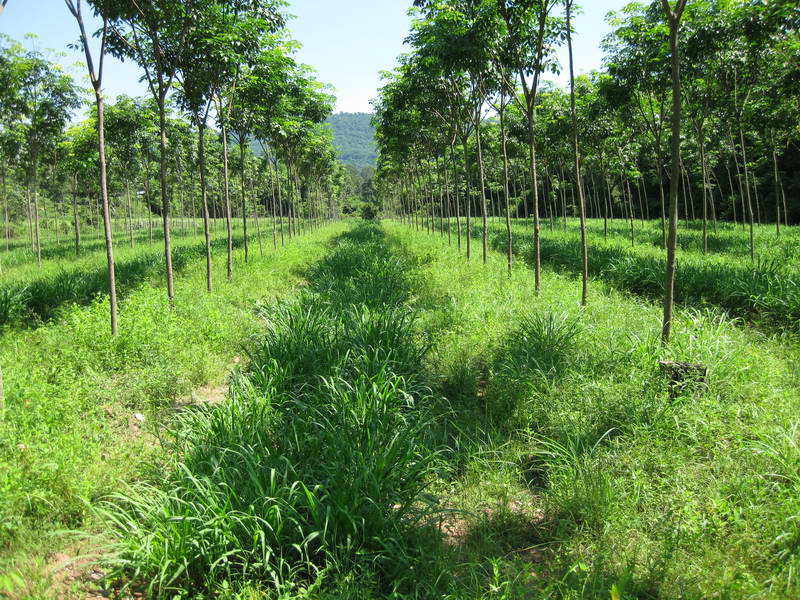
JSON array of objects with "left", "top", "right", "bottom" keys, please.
[
  {"left": 99, "top": 223, "right": 448, "bottom": 598},
  {"left": 90, "top": 220, "right": 800, "bottom": 599},
  {"left": 8, "top": 219, "right": 798, "bottom": 599},
  {"left": 0, "top": 222, "right": 345, "bottom": 589},
  {"left": 0, "top": 219, "right": 293, "bottom": 328},
  {"left": 392, "top": 222, "right": 800, "bottom": 599},
  {"left": 436, "top": 217, "right": 800, "bottom": 331}
]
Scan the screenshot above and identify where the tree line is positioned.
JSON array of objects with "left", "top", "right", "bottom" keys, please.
[
  {"left": 1, "top": 0, "right": 353, "bottom": 335},
  {"left": 372, "top": 0, "right": 798, "bottom": 342}
]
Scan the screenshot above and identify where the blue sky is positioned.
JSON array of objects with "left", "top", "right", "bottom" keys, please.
[{"left": 1, "top": 0, "right": 632, "bottom": 113}]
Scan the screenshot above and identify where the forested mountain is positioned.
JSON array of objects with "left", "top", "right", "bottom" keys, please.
[{"left": 326, "top": 112, "right": 377, "bottom": 170}]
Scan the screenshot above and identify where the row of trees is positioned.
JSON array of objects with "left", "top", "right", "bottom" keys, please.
[
  {"left": 373, "top": 0, "right": 798, "bottom": 341},
  {"left": 2, "top": 86, "right": 349, "bottom": 250},
  {"left": 1, "top": 0, "right": 352, "bottom": 335}
]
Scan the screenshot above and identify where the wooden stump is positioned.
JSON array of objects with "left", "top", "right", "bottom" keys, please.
[{"left": 658, "top": 360, "right": 708, "bottom": 400}]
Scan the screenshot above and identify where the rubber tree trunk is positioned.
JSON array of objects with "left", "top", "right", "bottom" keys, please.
[
  {"left": 220, "top": 119, "right": 233, "bottom": 280},
  {"left": 474, "top": 107, "right": 489, "bottom": 265},
  {"left": 125, "top": 179, "right": 134, "bottom": 248},
  {"left": 739, "top": 127, "right": 755, "bottom": 261},
  {"left": 72, "top": 176, "right": 81, "bottom": 256},
  {"left": 661, "top": 0, "right": 687, "bottom": 344},
  {"left": 460, "top": 140, "right": 472, "bottom": 261},
  {"left": 770, "top": 137, "right": 780, "bottom": 236},
  {"left": 32, "top": 159, "right": 41, "bottom": 264},
  {"left": 239, "top": 139, "right": 249, "bottom": 263},
  {"left": 527, "top": 115, "right": 542, "bottom": 292},
  {"left": 449, "top": 147, "right": 462, "bottom": 249},
  {"left": 697, "top": 128, "right": 709, "bottom": 253},
  {"left": 95, "top": 91, "right": 119, "bottom": 334},
  {"left": 250, "top": 168, "right": 263, "bottom": 256},
  {"left": 157, "top": 92, "right": 175, "bottom": 301},
  {"left": 499, "top": 96, "right": 512, "bottom": 275},
  {"left": 197, "top": 119, "right": 213, "bottom": 293},
  {"left": 567, "top": 0, "right": 588, "bottom": 306}
]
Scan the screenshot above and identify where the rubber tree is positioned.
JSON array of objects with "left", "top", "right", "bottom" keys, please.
[
  {"left": 16, "top": 48, "right": 80, "bottom": 265},
  {"left": 388, "top": 51, "right": 472, "bottom": 253},
  {"left": 497, "top": 0, "right": 563, "bottom": 292},
  {"left": 410, "top": 0, "right": 498, "bottom": 264},
  {"left": 65, "top": 0, "right": 119, "bottom": 334},
  {"left": 485, "top": 2, "right": 517, "bottom": 275},
  {"left": 661, "top": 0, "right": 688, "bottom": 344},
  {"left": 59, "top": 121, "right": 99, "bottom": 258},
  {"left": 0, "top": 38, "right": 24, "bottom": 256},
  {"left": 197, "top": 2, "right": 285, "bottom": 280},
  {"left": 228, "top": 40, "right": 294, "bottom": 263},
  {"left": 731, "top": 0, "right": 800, "bottom": 234},
  {"left": 269, "top": 67, "right": 335, "bottom": 238},
  {"left": 373, "top": 72, "right": 429, "bottom": 230},
  {"left": 105, "top": 95, "right": 151, "bottom": 249},
  {"left": 606, "top": 4, "right": 672, "bottom": 247},
  {"left": 103, "top": 1, "right": 194, "bottom": 301}
]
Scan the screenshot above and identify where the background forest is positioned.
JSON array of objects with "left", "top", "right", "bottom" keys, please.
[{"left": 326, "top": 112, "right": 378, "bottom": 171}]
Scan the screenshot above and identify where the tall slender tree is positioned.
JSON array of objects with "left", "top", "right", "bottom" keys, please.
[
  {"left": 565, "top": 0, "right": 589, "bottom": 306},
  {"left": 497, "top": 0, "right": 562, "bottom": 292},
  {"left": 661, "top": 0, "right": 688, "bottom": 343},
  {"left": 65, "top": 0, "right": 118, "bottom": 334}
]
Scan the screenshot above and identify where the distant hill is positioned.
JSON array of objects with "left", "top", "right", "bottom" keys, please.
[{"left": 326, "top": 112, "right": 377, "bottom": 171}]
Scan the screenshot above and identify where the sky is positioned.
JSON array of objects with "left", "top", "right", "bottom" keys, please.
[{"left": 1, "top": 0, "right": 632, "bottom": 114}]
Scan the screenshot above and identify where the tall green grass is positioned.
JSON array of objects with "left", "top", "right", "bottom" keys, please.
[
  {"left": 0, "top": 223, "right": 345, "bottom": 586},
  {"left": 385, "top": 221, "right": 800, "bottom": 599},
  {"left": 99, "top": 224, "right": 445, "bottom": 597},
  {"left": 432, "top": 217, "right": 800, "bottom": 331}
]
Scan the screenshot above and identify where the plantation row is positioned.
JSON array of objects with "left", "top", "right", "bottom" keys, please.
[
  {"left": 1, "top": 0, "right": 366, "bottom": 341},
  {"left": 2, "top": 219, "right": 799, "bottom": 597},
  {"left": 412, "top": 215, "right": 800, "bottom": 331},
  {"left": 0, "top": 218, "right": 322, "bottom": 328},
  {"left": 0, "top": 223, "right": 345, "bottom": 593},
  {"left": 102, "top": 224, "right": 440, "bottom": 596},
  {"left": 373, "top": 0, "right": 799, "bottom": 347}
]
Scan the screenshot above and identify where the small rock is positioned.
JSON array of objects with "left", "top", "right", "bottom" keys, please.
[{"left": 133, "top": 413, "right": 145, "bottom": 423}]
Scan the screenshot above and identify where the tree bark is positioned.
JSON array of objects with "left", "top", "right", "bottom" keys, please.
[
  {"left": 220, "top": 118, "right": 233, "bottom": 280},
  {"left": 474, "top": 107, "right": 489, "bottom": 265},
  {"left": 157, "top": 93, "right": 175, "bottom": 300},
  {"left": 198, "top": 120, "right": 213, "bottom": 292},
  {"left": 661, "top": 0, "right": 687, "bottom": 344},
  {"left": 32, "top": 159, "right": 42, "bottom": 264},
  {"left": 499, "top": 95, "right": 513, "bottom": 275},
  {"left": 239, "top": 138, "right": 249, "bottom": 263},
  {"left": 96, "top": 91, "right": 119, "bottom": 334},
  {"left": 567, "top": 0, "right": 588, "bottom": 305},
  {"left": 771, "top": 140, "right": 780, "bottom": 236},
  {"left": 739, "top": 127, "right": 755, "bottom": 261}
]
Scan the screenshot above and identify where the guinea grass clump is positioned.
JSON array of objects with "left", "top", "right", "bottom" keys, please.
[
  {"left": 528, "top": 432, "right": 614, "bottom": 532},
  {"left": 485, "top": 311, "right": 582, "bottom": 426},
  {"left": 0, "top": 284, "right": 29, "bottom": 326},
  {"left": 101, "top": 370, "right": 439, "bottom": 597},
  {"left": 250, "top": 296, "right": 340, "bottom": 396}
]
